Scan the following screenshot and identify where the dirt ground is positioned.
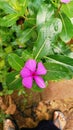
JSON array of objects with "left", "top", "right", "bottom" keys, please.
[{"left": 0, "top": 79, "right": 73, "bottom": 130}]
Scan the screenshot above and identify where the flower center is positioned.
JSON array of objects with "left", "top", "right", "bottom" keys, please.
[{"left": 31, "top": 72, "right": 36, "bottom": 77}]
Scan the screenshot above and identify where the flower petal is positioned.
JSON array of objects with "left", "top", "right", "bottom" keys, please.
[
  {"left": 34, "top": 76, "right": 46, "bottom": 88},
  {"left": 61, "top": 0, "right": 70, "bottom": 3},
  {"left": 36, "top": 62, "right": 47, "bottom": 75},
  {"left": 22, "top": 77, "right": 33, "bottom": 88},
  {"left": 25, "top": 59, "right": 36, "bottom": 72},
  {"left": 20, "top": 67, "right": 31, "bottom": 78}
]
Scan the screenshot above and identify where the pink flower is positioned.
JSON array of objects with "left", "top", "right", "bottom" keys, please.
[
  {"left": 61, "top": 0, "right": 70, "bottom": 3},
  {"left": 20, "top": 59, "right": 47, "bottom": 89}
]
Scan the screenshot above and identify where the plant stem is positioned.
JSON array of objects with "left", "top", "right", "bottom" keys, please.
[
  {"left": 55, "top": 2, "right": 62, "bottom": 17},
  {"left": 22, "top": 15, "right": 35, "bottom": 21}
]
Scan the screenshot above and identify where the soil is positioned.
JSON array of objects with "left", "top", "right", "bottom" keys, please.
[{"left": 0, "top": 79, "right": 73, "bottom": 130}]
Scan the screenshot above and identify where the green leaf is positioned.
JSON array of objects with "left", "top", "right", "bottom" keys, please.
[
  {"left": 47, "top": 54, "right": 73, "bottom": 70},
  {"left": 34, "top": 18, "right": 62, "bottom": 59},
  {"left": 8, "top": 53, "right": 24, "bottom": 71},
  {"left": 44, "top": 62, "right": 71, "bottom": 80},
  {"left": 61, "top": 1, "right": 73, "bottom": 18},
  {"left": 34, "top": 32, "right": 53, "bottom": 59},
  {"left": 6, "top": 71, "right": 22, "bottom": 90},
  {"left": 60, "top": 13, "right": 73, "bottom": 42},
  {"left": 22, "top": 50, "right": 33, "bottom": 61},
  {"left": 54, "top": 41, "right": 71, "bottom": 55},
  {"left": 18, "top": 28, "right": 34, "bottom": 44},
  {"left": 8, "top": 0, "right": 28, "bottom": 16},
  {"left": 8, "top": 0, "right": 21, "bottom": 12},
  {"left": 5, "top": 46, "right": 12, "bottom": 53},
  {"left": 0, "top": 13, "right": 18, "bottom": 27},
  {"left": 32, "top": 82, "right": 44, "bottom": 92},
  {"left": 29, "top": 0, "right": 44, "bottom": 12},
  {"left": 6, "top": 90, "right": 13, "bottom": 95},
  {"left": 0, "top": 60, "right": 5, "bottom": 70},
  {"left": 0, "top": 1, "right": 16, "bottom": 14},
  {"left": 37, "top": 4, "right": 54, "bottom": 26}
]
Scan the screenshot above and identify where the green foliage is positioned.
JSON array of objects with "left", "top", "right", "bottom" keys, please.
[
  {"left": 8, "top": 53, "right": 24, "bottom": 71},
  {"left": 0, "top": 0, "right": 28, "bottom": 27},
  {"left": 32, "top": 82, "right": 44, "bottom": 92},
  {"left": 60, "top": 13, "right": 73, "bottom": 42},
  {"left": 34, "top": 18, "right": 62, "bottom": 59},
  {"left": 0, "top": 0, "right": 73, "bottom": 93},
  {"left": 0, "top": 110, "right": 10, "bottom": 123},
  {"left": 6, "top": 71, "right": 22, "bottom": 90},
  {"left": 44, "top": 55, "right": 73, "bottom": 80},
  {"left": 61, "top": 1, "right": 73, "bottom": 18}
]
